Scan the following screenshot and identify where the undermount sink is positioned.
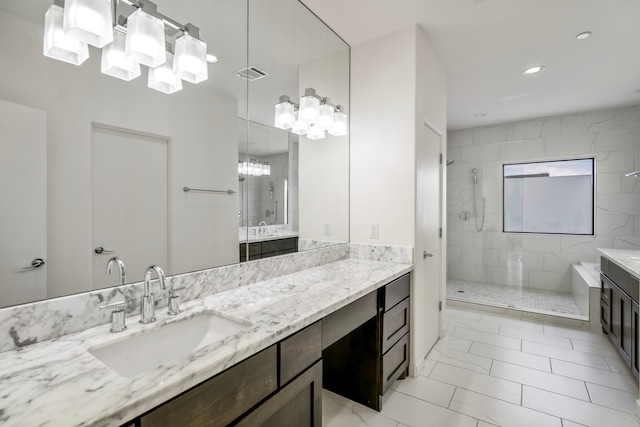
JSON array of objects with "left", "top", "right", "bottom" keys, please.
[{"left": 89, "top": 312, "right": 251, "bottom": 378}]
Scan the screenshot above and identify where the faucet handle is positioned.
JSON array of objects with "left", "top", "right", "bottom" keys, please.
[
  {"left": 168, "top": 287, "right": 185, "bottom": 316},
  {"left": 99, "top": 301, "right": 127, "bottom": 333}
]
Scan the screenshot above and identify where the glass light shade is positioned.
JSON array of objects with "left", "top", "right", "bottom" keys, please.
[
  {"left": 291, "top": 111, "right": 307, "bottom": 135},
  {"left": 328, "top": 109, "right": 348, "bottom": 136},
  {"left": 43, "top": 5, "right": 89, "bottom": 66},
  {"left": 254, "top": 163, "right": 263, "bottom": 177},
  {"left": 318, "top": 104, "right": 334, "bottom": 130},
  {"left": 174, "top": 34, "right": 208, "bottom": 84},
  {"left": 148, "top": 54, "right": 182, "bottom": 94},
  {"left": 263, "top": 163, "right": 271, "bottom": 176},
  {"left": 306, "top": 124, "right": 325, "bottom": 141},
  {"left": 63, "top": 0, "right": 113, "bottom": 48},
  {"left": 299, "top": 94, "right": 320, "bottom": 124},
  {"left": 125, "top": 9, "right": 166, "bottom": 68},
  {"left": 241, "top": 161, "right": 249, "bottom": 175},
  {"left": 238, "top": 162, "right": 243, "bottom": 174},
  {"left": 274, "top": 100, "right": 294, "bottom": 130},
  {"left": 101, "top": 31, "right": 141, "bottom": 81}
]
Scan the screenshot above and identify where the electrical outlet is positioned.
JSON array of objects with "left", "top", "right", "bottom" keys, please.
[
  {"left": 369, "top": 223, "right": 379, "bottom": 239},
  {"left": 323, "top": 222, "right": 331, "bottom": 236}
]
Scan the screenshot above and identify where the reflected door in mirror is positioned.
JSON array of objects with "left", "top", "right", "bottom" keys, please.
[
  {"left": 91, "top": 125, "right": 169, "bottom": 289},
  {"left": 0, "top": 100, "right": 47, "bottom": 307}
]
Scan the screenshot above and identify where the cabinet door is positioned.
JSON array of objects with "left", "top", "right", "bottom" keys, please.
[
  {"left": 140, "top": 346, "right": 277, "bottom": 427},
  {"left": 234, "top": 361, "right": 322, "bottom": 427},
  {"left": 611, "top": 285, "right": 622, "bottom": 345},
  {"left": 633, "top": 302, "right": 639, "bottom": 380}
]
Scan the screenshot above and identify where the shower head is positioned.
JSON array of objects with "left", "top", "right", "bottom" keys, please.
[
  {"left": 269, "top": 182, "right": 274, "bottom": 190},
  {"left": 472, "top": 168, "right": 478, "bottom": 173}
]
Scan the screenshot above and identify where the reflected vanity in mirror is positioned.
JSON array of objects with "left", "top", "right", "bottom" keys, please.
[{"left": 0, "top": 0, "right": 349, "bottom": 309}]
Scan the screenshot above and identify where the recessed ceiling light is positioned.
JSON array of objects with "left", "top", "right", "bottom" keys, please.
[
  {"left": 576, "top": 31, "right": 592, "bottom": 40},
  {"left": 475, "top": 112, "right": 487, "bottom": 117},
  {"left": 522, "top": 66, "right": 545, "bottom": 76},
  {"left": 206, "top": 54, "right": 219, "bottom": 63}
]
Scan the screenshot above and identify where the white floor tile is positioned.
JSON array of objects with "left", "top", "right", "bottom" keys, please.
[
  {"left": 380, "top": 389, "right": 478, "bottom": 427},
  {"left": 418, "top": 359, "right": 437, "bottom": 377},
  {"left": 586, "top": 382, "right": 639, "bottom": 414},
  {"left": 477, "top": 422, "right": 499, "bottom": 427},
  {"left": 551, "top": 359, "right": 638, "bottom": 393},
  {"left": 561, "top": 421, "right": 587, "bottom": 427},
  {"left": 491, "top": 361, "right": 590, "bottom": 401},
  {"left": 449, "top": 388, "right": 562, "bottom": 427},
  {"left": 391, "top": 375, "right": 455, "bottom": 408},
  {"left": 499, "top": 326, "right": 573, "bottom": 348},
  {"left": 543, "top": 323, "right": 610, "bottom": 344},
  {"left": 427, "top": 346, "right": 493, "bottom": 375},
  {"left": 447, "top": 308, "right": 483, "bottom": 321},
  {"left": 428, "top": 362, "right": 521, "bottom": 404},
  {"left": 446, "top": 316, "right": 501, "bottom": 334},
  {"left": 522, "top": 340, "right": 610, "bottom": 370},
  {"left": 469, "top": 341, "right": 551, "bottom": 372},
  {"left": 452, "top": 327, "right": 522, "bottom": 351},
  {"left": 522, "top": 385, "right": 640, "bottom": 427},
  {"left": 479, "top": 313, "right": 545, "bottom": 332},
  {"left": 571, "top": 337, "right": 621, "bottom": 358},
  {"left": 436, "top": 335, "right": 473, "bottom": 353},
  {"left": 605, "top": 355, "right": 633, "bottom": 375},
  {"left": 322, "top": 390, "right": 399, "bottom": 427}
]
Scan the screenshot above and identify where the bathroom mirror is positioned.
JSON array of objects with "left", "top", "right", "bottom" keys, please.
[{"left": 0, "top": 0, "right": 349, "bottom": 308}]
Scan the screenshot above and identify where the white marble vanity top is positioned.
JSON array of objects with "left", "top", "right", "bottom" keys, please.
[
  {"left": 0, "top": 257, "right": 412, "bottom": 426},
  {"left": 246, "top": 230, "right": 299, "bottom": 243},
  {"left": 598, "top": 248, "right": 640, "bottom": 278}
]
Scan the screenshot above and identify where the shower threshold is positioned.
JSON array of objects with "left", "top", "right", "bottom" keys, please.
[{"left": 446, "top": 280, "right": 586, "bottom": 320}]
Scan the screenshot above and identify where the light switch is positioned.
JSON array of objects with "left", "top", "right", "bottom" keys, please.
[
  {"left": 323, "top": 222, "right": 332, "bottom": 236},
  {"left": 369, "top": 223, "right": 379, "bottom": 239}
]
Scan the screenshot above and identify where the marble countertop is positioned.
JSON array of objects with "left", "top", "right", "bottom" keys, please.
[
  {"left": 598, "top": 248, "right": 640, "bottom": 278},
  {"left": 246, "top": 230, "right": 299, "bottom": 243},
  {"left": 0, "top": 258, "right": 412, "bottom": 427}
]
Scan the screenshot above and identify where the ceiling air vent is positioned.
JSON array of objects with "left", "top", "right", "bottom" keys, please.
[{"left": 235, "top": 66, "right": 269, "bottom": 81}]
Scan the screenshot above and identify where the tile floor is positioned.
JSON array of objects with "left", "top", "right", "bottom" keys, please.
[
  {"left": 322, "top": 307, "right": 640, "bottom": 427},
  {"left": 447, "top": 280, "right": 583, "bottom": 317}
]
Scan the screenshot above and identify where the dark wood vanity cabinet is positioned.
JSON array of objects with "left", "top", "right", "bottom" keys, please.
[
  {"left": 323, "top": 273, "right": 411, "bottom": 411},
  {"left": 239, "top": 237, "right": 298, "bottom": 262},
  {"left": 134, "top": 322, "right": 322, "bottom": 427},
  {"left": 124, "top": 273, "right": 411, "bottom": 425},
  {"left": 600, "top": 257, "right": 639, "bottom": 380}
]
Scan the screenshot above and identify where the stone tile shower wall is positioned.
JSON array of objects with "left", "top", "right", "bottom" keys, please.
[{"left": 447, "top": 105, "right": 640, "bottom": 292}]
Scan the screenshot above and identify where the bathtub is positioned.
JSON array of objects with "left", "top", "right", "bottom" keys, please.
[{"left": 571, "top": 261, "right": 601, "bottom": 329}]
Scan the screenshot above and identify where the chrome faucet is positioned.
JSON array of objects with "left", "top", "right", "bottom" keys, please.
[
  {"left": 140, "top": 265, "right": 166, "bottom": 324},
  {"left": 106, "top": 256, "right": 127, "bottom": 285},
  {"left": 258, "top": 220, "right": 267, "bottom": 235}
]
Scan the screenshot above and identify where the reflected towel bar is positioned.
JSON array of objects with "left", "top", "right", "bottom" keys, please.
[{"left": 183, "top": 187, "right": 236, "bottom": 195}]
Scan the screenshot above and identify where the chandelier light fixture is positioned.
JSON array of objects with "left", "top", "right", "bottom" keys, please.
[
  {"left": 238, "top": 161, "right": 271, "bottom": 177},
  {"left": 274, "top": 88, "right": 348, "bottom": 139},
  {"left": 42, "top": 0, "right": 215, "bottom": 94}
]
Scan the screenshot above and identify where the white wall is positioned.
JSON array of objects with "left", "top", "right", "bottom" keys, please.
[
  {"left": 447, "top": 105, "right": 640, "bottom": 292},
  {"left": 299, "top": 51, "right": 350, "bottom": 244},
  {"left": 351, "top": 25, "right": 447, "bottom": 372},
  {"left": 0, "top": 11, "right": 239, "bottom": 298}
]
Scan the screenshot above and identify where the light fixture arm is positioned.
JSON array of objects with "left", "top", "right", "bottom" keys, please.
[{"left": 116, "top": 0, "right": 203, "bottom": 40}]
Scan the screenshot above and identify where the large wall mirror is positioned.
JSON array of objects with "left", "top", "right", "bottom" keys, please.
[{"left": 0, "top": 0, "right": 349, "bottom": 309}]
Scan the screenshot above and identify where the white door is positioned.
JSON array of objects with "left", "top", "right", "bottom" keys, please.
[
  {"left": 91, "top": 124, "right": 169, "bottom": 289},
  {"left": 415, "top": 122, "right": 442, "bottom": 359},
  {"left": 0, "top": 99, "right": 47, "bottom": 307}
]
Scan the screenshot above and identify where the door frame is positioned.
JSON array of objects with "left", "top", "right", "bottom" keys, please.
[
  {"left": 90, "top": 122, "right": 173, "bottom": 286},
  {"left": 423, "top": 119, "right": 446, "bottom": 338}
]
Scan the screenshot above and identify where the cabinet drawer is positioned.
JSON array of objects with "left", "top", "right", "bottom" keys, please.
[
  {"left": 140, "top": 346, "right": 277, "bottom": 427},
  {"left": 603, "top": 258, "right": 639, "bottom": 304},
  {"left": 382, "top": 298, "right": 409, "bottom": 354},
  {"left": 280, "top": 321, "right": 322, "bottom": 385},
  {"left": 382, "top": 333, "right": 409, "bottom": 393},
  {"left": 322, "top": 291, "right": 377, "bottom": 349},
  {"left": 262, "top": 238, "right": 297, "bottom": 254},
  {"left": 383, "top": 274, "right": 410, "bottom": 312}
]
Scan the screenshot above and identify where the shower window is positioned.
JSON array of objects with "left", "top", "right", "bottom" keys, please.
[{"left": 503, "top": 158, "right": 594, "bottom": 235}]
